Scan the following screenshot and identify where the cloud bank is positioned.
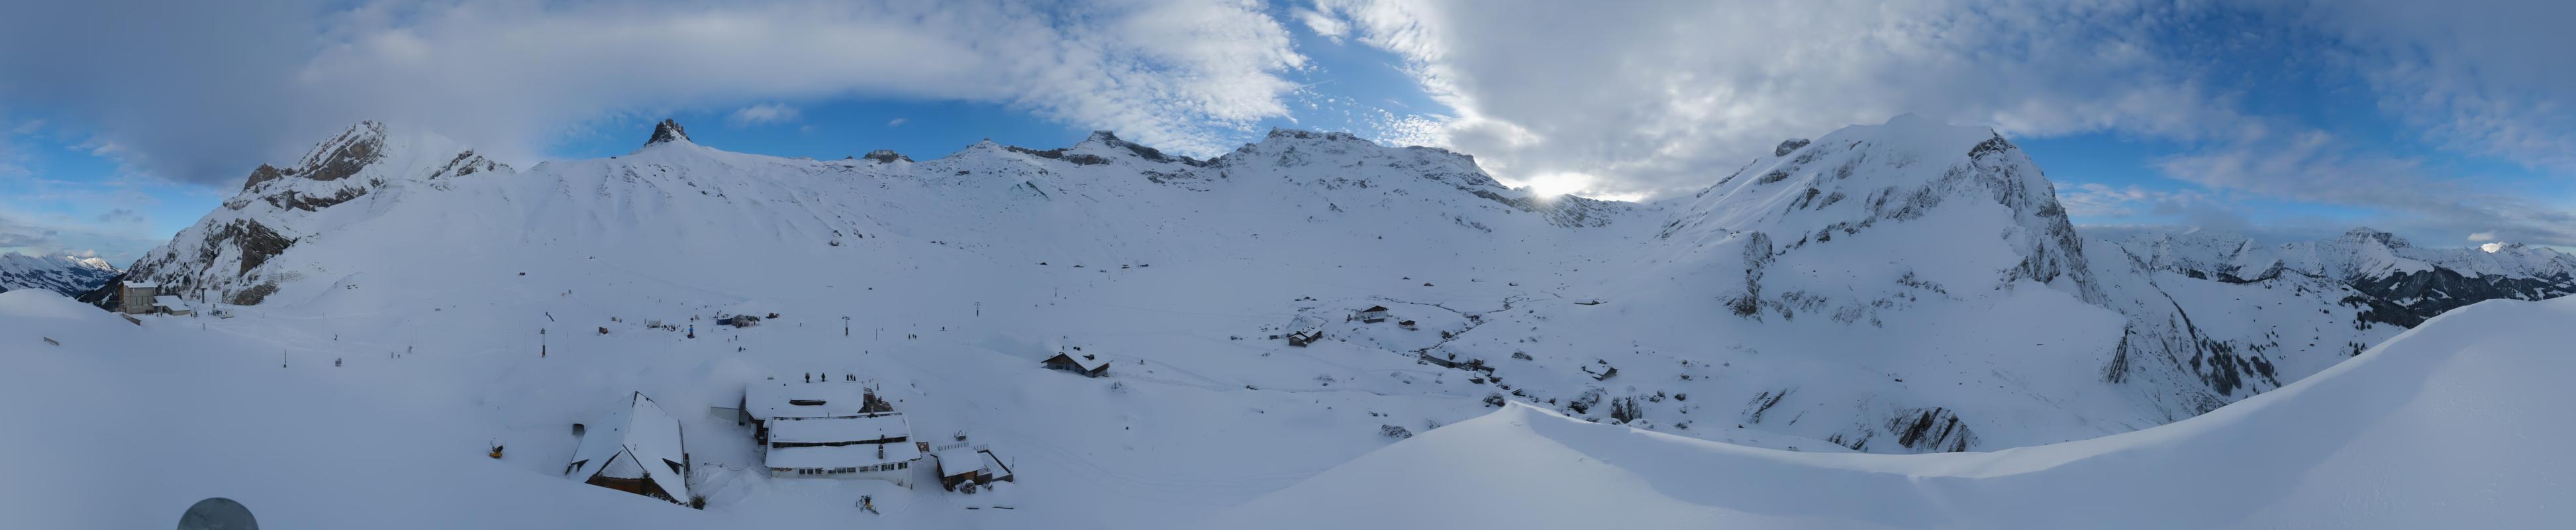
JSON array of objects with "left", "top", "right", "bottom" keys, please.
[{"left": 0, "top": 0, "right": 1309, "bottom": 186}]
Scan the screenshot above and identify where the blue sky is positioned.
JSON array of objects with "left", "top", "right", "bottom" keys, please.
[{"left": 3, "top": 0, "right": 2573, "bottom": 262}]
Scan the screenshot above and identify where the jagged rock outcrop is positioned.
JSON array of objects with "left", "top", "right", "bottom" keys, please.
[
  {"left": 645, "top": 119, "right": 690, "bottom": 145},
  {"left": 111, "top": 121, "right": 509, "bottom": 308}
]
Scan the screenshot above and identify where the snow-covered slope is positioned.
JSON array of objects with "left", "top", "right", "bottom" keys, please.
[
  {"left": 93, "top": 115, "right": 2561, "bottom": 457},
  {"left": 1222, "top": 296, "right": 2576, "bottom": 529},
  {"left": 16, "top": 115, "right": 2561, "bottom": 526},
  {"left": 0, "top": 252, "right": 119, "bottom": 297},
  {"left": 2112, "top": 229, "right": 2576, "bottom": 327},
  {"left": 112, "top": 121, "right": 508, "bottom": 305}
]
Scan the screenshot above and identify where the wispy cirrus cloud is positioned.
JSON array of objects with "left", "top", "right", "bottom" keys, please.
[{"left": 725, "top": 103, "right": 801, "bottom": 127}]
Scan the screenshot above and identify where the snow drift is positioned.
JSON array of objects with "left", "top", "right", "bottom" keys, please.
[{"left": 1222, "top": 296, "right": 2576, "bottom": 529}]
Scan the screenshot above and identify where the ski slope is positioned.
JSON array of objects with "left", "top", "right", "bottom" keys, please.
[{"left": 1222, "top": 297, "right": 2576, "bottom": 529}]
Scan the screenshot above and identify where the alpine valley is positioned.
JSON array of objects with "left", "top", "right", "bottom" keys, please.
[{"left": 8, "top": 115, "right": 2567, "bottom": 528}]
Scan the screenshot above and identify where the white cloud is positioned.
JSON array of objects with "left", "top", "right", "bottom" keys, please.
[
  {"left": 1295, "top": 7, "right": 1349, "bottom": 42},
  {"left": 0, "top": 207, "right": 163, "bottom": 262},
  {"left": 2468, "top": 232, "right": 2497, "bottom": 242},
  {"left": 2057, "top": 184, "right": 2212, "bottom": 218},
  {"left": 1320, "top": 0, "right": 2576, "bottom": 245},
  {"left": 1317, "top": 0, "right": 2261, "bottom": 198},
  {"left": 0, "top": 0, "right": 1309, "bottom": 185},
  {"left": 886, "top": 118, "right": 907, "bottom": 127},
  {"left": 2267, "top": 0, "right": 2576, "bottom": 173},
  {"left": 726, "top": 103, "right": 801, "bottom": 127}
]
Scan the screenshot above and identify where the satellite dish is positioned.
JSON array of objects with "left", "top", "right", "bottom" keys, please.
[{"left": 176, "top": 498, "right": 257, "bottom": 530}]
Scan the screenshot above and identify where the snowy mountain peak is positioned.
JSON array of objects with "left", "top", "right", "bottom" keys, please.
[
  {"left": 2340, "top": 227, "right": 2408, "bottom": 248},
  {"left": 0, "top": 253, "right": 121, "bottom": 297},
  {"left": 645, "top": 119, "right": 691, "bottom": 146},
  {"left": 1660, "top": 113, "right": 2102, "bottom": 313}
]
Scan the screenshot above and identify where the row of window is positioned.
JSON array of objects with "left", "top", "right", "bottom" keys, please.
[{"left": 793, "top": 461, "right": 909, "bottom": 475}]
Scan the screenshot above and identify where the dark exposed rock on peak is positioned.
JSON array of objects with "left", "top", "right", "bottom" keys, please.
[
  {"left": 1773, "top": 138, "right": 1810, "bottom": 157},
  {"left": 861, "top": 150, "right": 911, "bottom": 164},
  {"left": 646, "top": 119, "right": 691, "bottom": 146}
]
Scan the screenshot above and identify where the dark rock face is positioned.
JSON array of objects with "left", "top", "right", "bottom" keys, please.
[
  {"left": 240, "top": 164, "right": 287, "bottom": 192},
  {"left": 264, "top": 186, "right": 370, "bottom": 212},
  {"left": 211, "top": 220, "right": 295, "bottom": 277},
  {"left": 646, "top": 119, "right": 690, "bottom": 145},
  {"left": 2346, "top": 268, "right": 2576, "bottom": 328},
  {"left": 1774, "top": 138, "right": 1811, "bottom": 157},
  {"left": 301, "top": 127, "right": 385, "bottom": 182},
  {"left": 73, "top": 274, "right": 122, "bottom": 308},
  {"left": 861, "top": 150, "right": 911, "bottom": 164},
  {"left": 1887, "top": 407, "right": 1977, "bottom": 452}
]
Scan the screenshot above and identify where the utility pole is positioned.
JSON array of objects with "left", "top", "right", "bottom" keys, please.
[
  {"left": 541, "top": 328, "right": 548, "bottom": 358},
  {"left": 843, "top": 316, "right": 851, "bottom": 337},
  {"left": 975, "top": 301, "right": 981, "bottom": 317}
]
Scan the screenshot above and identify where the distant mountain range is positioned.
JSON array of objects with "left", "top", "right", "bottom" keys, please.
[
  {"left": 89, "top": 115, "right": 2575, "bottom": 453},
  {"left": 0, "top": 253, "right": 119, "bottom": 297}
]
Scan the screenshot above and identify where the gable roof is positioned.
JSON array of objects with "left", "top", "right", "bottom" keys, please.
[
  {"left": 1046, "top": 352, "right": 1110, "bottom": 371},
  {"left": 934, "top": 445, "right": 989, "bottom": 478},
  {"left": 566, "top": 392, "right": 689, "bottom": 502}
]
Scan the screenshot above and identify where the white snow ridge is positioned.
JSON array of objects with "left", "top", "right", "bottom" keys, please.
[{"left": 4, "top": 116, "right": 2564, "bottom": 529}]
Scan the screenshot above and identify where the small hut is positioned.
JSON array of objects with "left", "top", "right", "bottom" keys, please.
[
  {"left": 1041, "top": 352, "right": 1111, "bottom": 378},
  {"left": 1284, "top": 315, "right": 1326, "bottom": 346},
  {"left": 1357, "top": 305, "right": 1391, "bottom": 323},
  {"left": 933, "top": 444, "right": 1017, "bottom": 492}
]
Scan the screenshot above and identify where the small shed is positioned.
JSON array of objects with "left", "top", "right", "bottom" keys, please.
[
  {"left": 1357, "top": 305, "right": 1391, "bottom": 323},
  {"left": 564, "top": 392, "right": 692, "bottom": 506},
  {"left": 933, "top": 444, "right": 1017, "bottom": 492},
  {"left": 1418, "top": 351, "right": 1494, "bottom": 373},
  {"left": 1284, "top": 315, "right": 1326, "bottom": 347},
  {"left": 1041, "top": 352, "right": 1111, "bottom": 378},
  {"left": 152, "top": 295, "right": 193, "bottom": 316}
]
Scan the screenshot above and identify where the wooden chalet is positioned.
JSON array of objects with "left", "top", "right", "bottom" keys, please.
[
  {"left": 1283, "top": 315, "right": 1326, "bottom": 346},
  {"left": 564, "top": 392, "right": 693, "bottom": 506},
  {"left": 932, "top": 444, "right": 1017, "bottom": 492}
]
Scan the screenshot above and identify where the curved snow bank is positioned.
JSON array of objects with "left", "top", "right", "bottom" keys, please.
[{"left": 1221, "top": 297, "right": 2576, "bottom": 529}]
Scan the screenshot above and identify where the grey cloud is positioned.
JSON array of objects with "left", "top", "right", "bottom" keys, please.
[{"left": 0, "top": 0, "right": 1308, "bottom": 187}]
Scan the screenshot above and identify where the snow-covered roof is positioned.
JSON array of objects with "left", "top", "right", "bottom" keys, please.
[
  {"left": 1287, "top": 315, "right": 1326, "bottom": 333},
  {"left": 933, "top": 446, "right": 987, "bottom": 477},
  {"left": 152, "top": 295, "right": 184, "bottom": 308},
  {"left": 766, "top": 439, "right": 920, "bottom": 470},
  {"left": 768, "top": 413, "right": 909, "bottom": 445},
  {"left": 1050, "top": 353, "right": 1110, "bottom": 371},
  {"left": 1361, "top": 305, "right": 1390, "bottom": 313},
  {"left": 565, "top": 392, "right": 689, "bottom": 502},
  {"left": 124, "top": 281, "right": 160, "bottom": 290},
  {"left": 746, "top": 378, "right": 873, "bottom": 420}
]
